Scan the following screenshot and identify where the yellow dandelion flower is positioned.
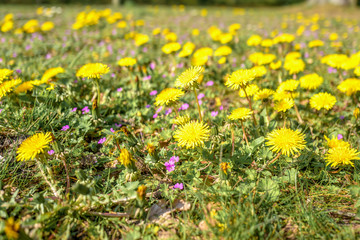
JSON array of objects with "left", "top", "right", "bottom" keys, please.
[
  {"left": 4, "top": 217, "right": 20, "bottom": 240},
  {"left": 251, "top": 66, "right": 267, "bottom": 77},
  {"left": 173, "top": 121, "right": 210, "bottom": 149},
  {"left": 273, "top": 90, "right": 298, "bottom": 101},
  {"left": 325, "top": 146, "right": 360, "bottom": 167},
  {"left": 228, "top": 108, "right": 253, "bottom": 121},
  {"left": 14, "top": 81, "right": 35, "bottom": 93},
  {"left": 266, "top": 128, "right": 306, "bottom": 156},
  {"left": 16, "top": 132, "right": 52, "bottom": 161},
  {"left": 284, "top": 59, "right": 305, "bottom": 74},
  {"left": 321, "top": 54, "right": 348, "bottom": 69},
  {"left": 273, "top": 33, "right": 295, "bottom": 44},
  {"left": 354, "top": 66, "right": 360, "bottom": 77},
  {"left": 249, "top": 52, "right": 265, "bottom": 65},
  {"left": 117, "top": 57, "right": 137, "bottom": 67},
  {"left": 247, "top": 34, "right": 262, "bottom": 46},
  {"left": 173, "top": 114, "right": 191, "bottom": 126},
  {"left": 118, "top": 148, "right": 135, "bottom": 167},
  {"left": 191, "top": 54, "right": 208, "bottom": 66},
  {"left": 274, "top": 98, "right": 294, "bottom": 112},
  {"left": 225, "top": 69, "right": 256, "bottom": 90},
  {"left": 0, "top": 68, "right": 13, "bottom": 83},
  {"left": 155, "top": 88, "right": 184, "bottom": 106},
  {"left": 219, "top": 32, "right": 233, "bottom": 44},
  {"left": 41, "top": 21, "right": 54, "bottom": 32},
  {"left": 220, "top": 162, "right": 231, "bottom": 175},
  {"left": 76, "top": 63, "right": 110, "bottom": 79},
  {"left": 146, "top": 143, "right": 156, "bottom": 156},
  {"left": 285, "top": 52, "right": 301, "bottom": 61},
  {"left": 270, "top": 60, "right": 282, "bottom": 70},
  {"left": 261, "top": 39, "right": 273, "bottom": 47},
  {"left": 41, "top": 67, "right": 65, "bottom": 83},
  {"left": 0, "top": 78, "right": 22, "bottom": 98},
  {"left": 300, "top": 73, "right": 323, "bottom": 90},
  {"left": 337, "top": 78, "right": 360, "bottom": 96},
  {"left": 134, "top": 33, "right": 149, "bottom": 46},
  {"left": 278, "top": 79, "right": 299, "bottom": 92},
  {"left": 254, "top": 88, "right": 275, "bottom": 101},
  {"left": 175, "top": 66, "right": 204, "bottom": 89},
  {"left": 308, "top": 39, "right": 324, "bottom": 48},
  {"left": 239, "top": 84, "right": 259, "bottom": 98},
  {"left": 354, "top": 108, "right": 360, "bottom": 119},
  {"left": 214, "top": 45, "right": 232, "bottom": 56},
  {"left": 162, "top": 42, "right": 181, "bottom": 54},
  {"left": 309, "top": 92, "right": 336, "bottom": 111},
  {"left": 324, "top": 136, "right": 350, "bottom": 149}
]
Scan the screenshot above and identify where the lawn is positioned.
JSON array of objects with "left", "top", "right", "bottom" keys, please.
[{"left": 1, "top": 4, "right": 360, "bottom": 239}]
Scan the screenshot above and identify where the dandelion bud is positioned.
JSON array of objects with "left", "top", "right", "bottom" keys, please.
[{"left": 354, "top": 108, "right": 360, "bottom": 120}]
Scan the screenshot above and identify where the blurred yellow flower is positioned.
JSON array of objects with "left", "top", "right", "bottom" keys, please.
[
  {"left": 274, "top": 98, "right": 294, "bottom": 112},
  {"left": 309, "top": 92, "right": 336, "bottom": 111},
  {"left": 175, "top": 66, "right": 204, "bottom": 89},
  {"left": 155, "top": 88, "right": 184, "bottom": 106},
  {"left": 228, "top": 108, "right": 253, "bottom": 121},
  {"left": 117, "top": 57, "right": 137, "bottom": 67},
  {"left": 300, "top": 73, "right": 323, "bottom": 90},
  {"left": 76, "top": 63, "right": 109, "bottom": 79}
]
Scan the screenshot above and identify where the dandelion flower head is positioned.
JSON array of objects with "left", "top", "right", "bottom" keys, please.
[{"left": 266, "top": 128, "right": 306, "bottom": 156}]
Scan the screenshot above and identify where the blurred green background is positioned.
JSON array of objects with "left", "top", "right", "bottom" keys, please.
[{"left": 0, "top": 0, "right": 306, "bottom": 6}]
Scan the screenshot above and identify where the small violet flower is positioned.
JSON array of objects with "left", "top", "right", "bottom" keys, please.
[
  {"left": 61, "top": 125, "right": 70, "bottom": 131},
  {"left": 211, "top": 111, "right": 218, "bottom": 117},
  {"left": 48, "top": 150, "right": 55, "bottom": 155},
  {"left": 98, "top": 137, "right": 106, "bottom": 144},
  {"left": 173, "top": 183, "right": 184, "bottom": 190},
  {"left": 150, "top": 90, "right": 157, "bottom": 96},
  {"left": 337, "top": 134, "right": 343, "bottom": 140},
  {"left": 206, "top": 81, "right": 214, "bottom": 86}
]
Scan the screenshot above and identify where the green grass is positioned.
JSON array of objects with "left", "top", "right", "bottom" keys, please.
[{"left": 0, "top": 4, "right": 360, "bottom": 239}]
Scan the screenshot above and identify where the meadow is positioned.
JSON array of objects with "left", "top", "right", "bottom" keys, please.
[{"left": 1, "top": 3, "right": 360, "bottom": 239}]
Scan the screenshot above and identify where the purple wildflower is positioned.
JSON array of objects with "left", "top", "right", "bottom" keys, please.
[
  {"left": 173, "top": 183, "right": 184, "bottom": 190},
  {"left": 150, "top": 90, "right": 157, "bottom": 96},
  {"left": 165, "top": 108, "right": 172, "bottom": 115},
  {"left": 117, "top": 88, "right": 123, "bottom": 92},
  {"left": 211, "top": 111, "right": 218, "bottom": 117},
  {"left": 165, "top": 161, "right": 175, "bottom": 172},
  {"left": 48, "top": 150, "right": 55, "bottom": 155},
  {"left": 206, "top": 81, "right": 214, "bottom": 86},
  {"left": 82, "top": 106, "right": 90, "bottom": 114},
  {"left": 180, "top": 103, "right": 189, "bottom": 111},
  {"left": 61, "top": 125, "right": 70, "bottom": 131},
  {"left": 337, "top": 134, "right": 343, "bottom": 140},
  {"left": 98, "top": 137, "right": 106, "bottom": 144},
  {"left": 71, "top": 107, "right": 77, "bottom": 112},
  {"left": 197, "top": 93, "right": 205, "bottom": 99}
]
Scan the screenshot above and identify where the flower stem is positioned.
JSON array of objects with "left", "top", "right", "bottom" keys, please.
[
  {"left": 36, "top": 160, "right": 59, "bottom": 198},
  {"left": 241, "top": 121, "right": 249, "bottom": 146},
  {"left": 293, "top": 102, "right": 303, "bottom": 124},
  {"left": 92, "top": 78, "right": 101, "bottom": 119},
  {"left": 243, "top": 87, "right": 257, "bottom": 126},
  {"left": 267, "top": 152, "right": 282, "bottom": 166},
  {"left": 193, "top": 87, "right": 202, "bottom": 122},
  {"left": 231, "top": 126, "right": 235, "bottom": 156}
]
